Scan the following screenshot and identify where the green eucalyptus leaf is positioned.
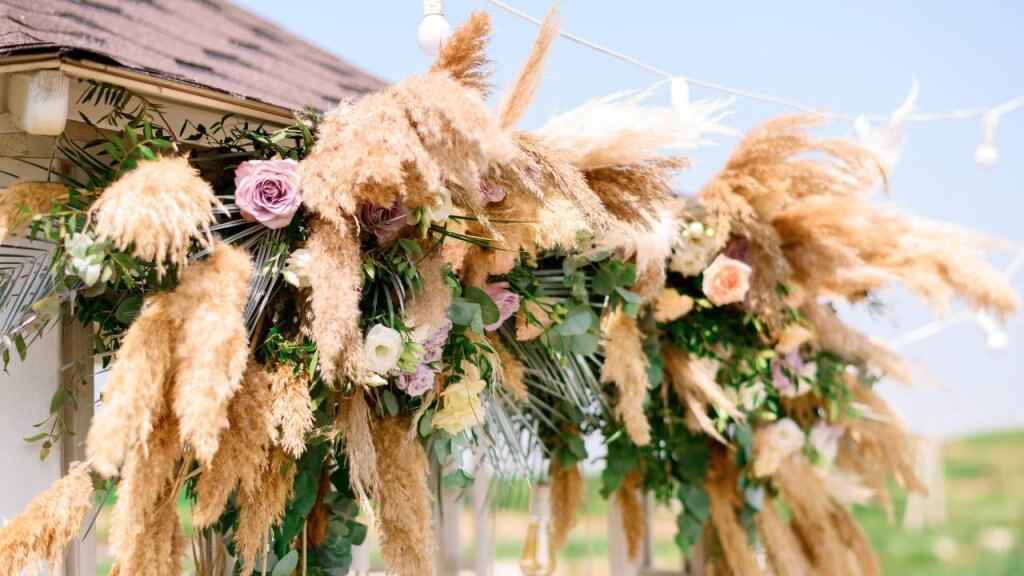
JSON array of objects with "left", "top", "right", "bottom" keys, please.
[{"left": 272, "top": 550, "right": 298, "bottom": 576}]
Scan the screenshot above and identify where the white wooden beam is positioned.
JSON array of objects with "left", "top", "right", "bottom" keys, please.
[{"left": 7, "top": 70, "right": 69, "bottom": 136}]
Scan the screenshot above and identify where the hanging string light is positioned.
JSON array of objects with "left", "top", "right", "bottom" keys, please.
[
  {"left": 975, "top": 111, "right": 1000, "bottom": 169},
  {"left": 418, "top": 0, "right": 452, "bottom": 56}
]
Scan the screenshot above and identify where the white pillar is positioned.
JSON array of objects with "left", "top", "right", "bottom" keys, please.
[
  {"left": 608, "top": 492, "right": 642, "bottom": 576},
  {"left": 471, "top": 464, "right": 494, "bottom": 576}
]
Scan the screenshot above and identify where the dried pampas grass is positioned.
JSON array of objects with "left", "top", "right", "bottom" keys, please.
[
  {"left": 617, "top": 468, "right": 646, "bottom": 561},
  {"left": 373, "top": 416, "right": 435, "bottom": 576},
  {"left": 86, "top": 294, "right": 176, "bottom": 477},
  {"left": 495, "top": 340, "right": 528, "bottom": 401},
  {"left": 706, "top": 450, "right": 760, "bottom": 576},
  {"left": 193, "top": 364, "right": 276, "bottom": 527},
  {"left": 537, "top": 90, "right": 734, "bottom": 170},
  {"left": 664, "top": 348, "right": 742, "bottom": 422},
  {"left": 776, "top": 197, "right": 1018, "bottom": 317},
  {"left": 270, "top": 366, "right": 314, "bottom": 458},
  {"left": 585, "top": 158, "right": 684, "bottom": 228},
  {"left": 306, "top": 219, "right": 363, "bottom": 384},
  {"left": 339, "top": 390, "right": 380, "bottom": 505},
  {"left": 431, "top": 11, "right": 493, "bottom": 95},
  {"left": 302, "top": 69, "right": 511, "bottom": 227},
  {"left": 550, "top": 457, "right": 584, "bottom": 551},
  {"left": 757, "top": 497, "right": 814, "bottom": 576},
  {"left": 497, "top": 2, "right": 558, "bottom": 129},
  {"left": 170, "top": 242, "right": 252, "bottom": 467},
  {"left": 846, "top": 385, "right": 924, "bottom": 494},
  {"left": 110, "top": 416, "right": 183, "bottom": 574},
  {"left": 236, "top": 447, "right": 295, "bottom": 573},
  {"left": 0, "top": 182, "right": 67, "bottom": 243},
  {"left": 0, "top": 461, "right": 92, "bottom": 575},
  {"left": 601, "top": 311, "right": 651, "bottom": 446},
  {"left": 404, "top": 254, "right": 452, "bottom": 335},
  {"left": 93, "top": 156, "right": 220, "bottom": 275},
  {"left": 801, "top": 301, "right": 913, "bottom": 384}
]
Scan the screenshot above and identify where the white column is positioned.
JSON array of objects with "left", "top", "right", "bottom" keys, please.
[
  {"left": 471, "top": 464, "right": 494, "bottom": 576},
  {"left": 608, "top": 492, "right": 642, "bottom": 576}
]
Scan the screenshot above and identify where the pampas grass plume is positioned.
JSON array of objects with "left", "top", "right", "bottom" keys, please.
[
  {"left": 306, "top": 219, "right": 363, "bottom": 383},
  {"left": 170, "top": 242, "right": 252, "bottom": 467},
  {"left": 373, "top": 416, "right": 435, "bottom": 576},
  {"left": 0, "top": 461, "right": 92, "bottom": 575},
  {"left": 550, "top": 457, "right": 584, "bottom": 551},
  {"left": 270, "top": 365, "right": 314, "bottom": 458},
  {"left": 93, "top": 156, "right": 220, "bottom": 275},
  {"left": 600, "top": 311, "right": 651, "bottom": 446},
  {"left": 0, "top": 182, "right": 67, "bottom": 243},
  {"left": 430, "top": 11, "right": 493, "bottom": 94}
]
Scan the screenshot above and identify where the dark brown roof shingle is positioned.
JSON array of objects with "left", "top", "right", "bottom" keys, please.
[{"left": 0, "top": 0, "right": 386, "bottom": 111}]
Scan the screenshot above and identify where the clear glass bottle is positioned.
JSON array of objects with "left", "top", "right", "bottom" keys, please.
[{"left": 519, "top": 482, "right": 556, "bottom": 576}]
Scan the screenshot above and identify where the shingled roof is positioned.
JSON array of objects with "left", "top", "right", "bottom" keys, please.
[{"left": 0, "top": 0, "right": 386, "bottom": 112}]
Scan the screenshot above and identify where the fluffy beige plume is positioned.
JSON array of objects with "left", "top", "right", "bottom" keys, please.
[
  {"left": 373, "top": 416, "right": 435, "bottom": 576},
  {"left": 585, "top": 158, "right": 684, "bottom": 228},
  {"left": 698, "top": 114, "right": 882, "bottom": 324},
  {"left": 193, "top": 364, "right": 276, "bottom": 527},
  {"left": 757, "top": 498, "right": 814, "bottom": 576},
  {"left": 706, "top": 450, "right": 760, "bottom": 576},
  {"left": 236, "top": 448, "right": 296, "bottom": 573},
  {"left": 550, "top": 457, "right": 584, "bottom": 551},
  {"left": 773, "top": 455, "right": 856, "bottom": 575},
  {"left": 600, "top": 311, "right": 651, "bottom": 446},
  {"left": 617, "top": 469, "right": 646, "bottom": 561},
  {"left": 93, "top": 156, "right": 220, "bottom": 275},
  {"left": 302, "top": 70, "right": 511, "bottom": 227},
  {"left": 0, "top": 182, "right": 67, "bottom": 243},
  {"left": 339, "top": 390, "right": 380, "bottom": 505},
  {"left": 776, "top": 197, "right": 1019, "bottom": 317},
  {"left": 846, "top": 385, "right": 924, "bottom": 494},
  {"left": 589, "top": 207, "right": 682, "bottom": 285},
  {"left": 110, "top": 416, "right": 183, "bottom": 574},
  {"left": 801, "top": 300, "right": 913, "bottom": 384},
  {"left": 404, "top": 254, "right": 451, "bottom": 336},
  {"left": 477, "top": 133, "right": 603, "bottom": 254},
  {"left": 430, "top": 11, "right": 493, "bottom": 95},
  {"left": 494, "top": 340, "right": 528, "bottom": 401},
  {"left": 0, "top": 461, "right": 92, "bottom": 575},
  {"left": 110, "top": 486, "right": 185, "bottom": 576},
  {"left": 496, "top": 2, "right": 559, "bottom": 129},
  {"left": 86, "top": 294, "right": 176, "bottom": 477},
  {"left": 170, "top": 242, "right": 252, "bottom": 467},
  {"left": 537, "top": 91, "right": 734, "bottom": 171},
  {"left": 270, "top": 366, "right": 314, "bottom": 458},
  {"left": 663, "top": 348, "right": 743, "bottom": 421},
  {"left": 306, "top": 219, "right": 363, "bottom": 384}
]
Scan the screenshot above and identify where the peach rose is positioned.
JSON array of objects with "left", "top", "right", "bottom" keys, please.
[{"left": 701, "top": 254, "right": 752, "bottom": 306}]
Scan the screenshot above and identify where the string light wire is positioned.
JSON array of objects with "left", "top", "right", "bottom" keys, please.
[{"left": 482, "top": 0, "right": 1024, "bottom": 125}]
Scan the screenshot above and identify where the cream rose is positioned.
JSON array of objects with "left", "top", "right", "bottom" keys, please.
[
  {"left": 752, "top": 418, "right": 805, "bottom": 477},
  {"left": 363, "top": 324, "right": 403, "bottom": 374},
  {"left": 701, "top": 254, "right": 752, "bottom": 306},
  {"left": 433, "top": 363, "right": 486, "bottom": 434},
  {"left": 654, "top": 288, "right": 694, "bottom": 323}
]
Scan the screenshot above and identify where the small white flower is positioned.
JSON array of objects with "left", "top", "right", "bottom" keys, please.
[
  {"left": 753, "top": 418, "right": 805, "bottom": 477},
  {"left": 363, "top": 324, "right": 403, "bottom": 374},
  {"left": 809, "top": 421, "right": 843, "bottom": 467},
  {"left": 282, "top": 248, "right": 313, "bottom": 288},
  {"left": 428, "top": 186, "right": 453, "bottom": 223}
]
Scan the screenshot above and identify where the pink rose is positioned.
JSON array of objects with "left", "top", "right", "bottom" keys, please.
[
  {"left": 234, "top": 159, "right": 302, "bottom": 229},
  {"left": 701, "top": 254, "right": 752, "bottom": 306},
  {"left": 483, "top": 281, "right": 520, "bottom": 331},
  {"left": 480, "top": 180, "right": 506, "bottom": 203}
]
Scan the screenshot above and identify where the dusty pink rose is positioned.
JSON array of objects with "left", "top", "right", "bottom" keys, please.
[
  {"left": 480, "top": 181, "right": 506, "bottom": 203},
  {"left": 701, "top": 254, "right": 752, "bottom": 306},
  {"left": 360, "top": 202, "right": 409, "bottom": 242},
  {"left": 234, "top": 159, "right": 301, "bottom": 229},
  {"left": 484, "top": 281, "right": 520, "bottom": 331}
]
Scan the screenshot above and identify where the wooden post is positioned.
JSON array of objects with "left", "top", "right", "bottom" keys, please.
[
  {"left": 60, "top": 319, "right": 95, "bottom": 576},
  {"left": 471, "top": 463, "right": 494, "bottom": 576}
]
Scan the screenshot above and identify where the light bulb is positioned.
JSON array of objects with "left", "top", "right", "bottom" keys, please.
[
  {"left": 519, "top": 483, "right": 556, "bottom": 576},
  {"left": 976, "top": 112, "right": 1000, "bottom": 169},
  {"left": 975, "top": 143, "right": 999, "bottom": 169},
  {"left": 670, "top": 77, "right": 690, "bottom": 110},
  {"left": 418, "top": 0, "right": 452, "bottom": 56}
]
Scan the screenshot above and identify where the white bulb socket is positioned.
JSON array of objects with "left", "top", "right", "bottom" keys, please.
[
  {"left": 976, "top": 112, "right": 1000, "bottom": 169},
  {"left": 418, "top": 0, "right": 451, "bottom": 56}
]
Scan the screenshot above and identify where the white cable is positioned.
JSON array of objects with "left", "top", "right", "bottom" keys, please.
[{"left": 482, "top": 0, "right": 1024, "bottom": 125}]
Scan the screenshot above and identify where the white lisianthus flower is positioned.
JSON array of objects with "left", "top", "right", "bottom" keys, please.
[
  {"left": 282, "top": 248, "right": 313, "bottom": 288},
  {"left": 753, "top": 418, "right": 805, "bottom": 477},
  {"left": 809, "top": 421, "right": 843, "bottom": 467},
  {"left": 363, "top": 324, "right": 403, "bottom": 374},
  {"left": 428, "top": 186, "right": 453, "bottom": 223}
]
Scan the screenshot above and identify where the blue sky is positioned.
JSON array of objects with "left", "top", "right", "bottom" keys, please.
[{"left": 236, "top": 0, "right": 1023, "bottom": 437}]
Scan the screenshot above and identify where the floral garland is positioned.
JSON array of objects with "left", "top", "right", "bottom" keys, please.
[{"left": 0, "top": 8, "right": 1016, "bottom": 576}]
